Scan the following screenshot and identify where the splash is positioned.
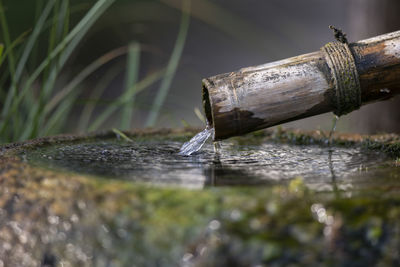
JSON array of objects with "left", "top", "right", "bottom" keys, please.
[
  {"left": 213, "top": 141, "right": 221, "bottom": 154},
  {"left": 179, "top": 126, "right": 214, "bottom": 156}
]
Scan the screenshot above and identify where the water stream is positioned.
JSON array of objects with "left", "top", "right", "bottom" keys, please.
[
  {"left": 179, "top": 126, "right": 214, "bottom": 156},
  {"left": 328, "top": 115, "right": 339, "bottom": 145}
]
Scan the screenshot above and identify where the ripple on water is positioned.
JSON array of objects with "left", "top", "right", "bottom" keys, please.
[{"left": 25, "top": 138, "right": 396, "bottom": 191}]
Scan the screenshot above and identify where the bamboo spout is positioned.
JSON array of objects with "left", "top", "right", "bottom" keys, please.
[{"left": 203, "top": 30, "right": 400, "bottom": 140}]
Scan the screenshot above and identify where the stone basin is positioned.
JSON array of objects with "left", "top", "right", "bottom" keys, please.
[{"left": 0, "top": 128, "right": 399, "bottom": 266}]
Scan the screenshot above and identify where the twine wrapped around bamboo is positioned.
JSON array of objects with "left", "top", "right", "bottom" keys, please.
[{"left": 202, "top": 30, "right": 400, "bottom": 140}]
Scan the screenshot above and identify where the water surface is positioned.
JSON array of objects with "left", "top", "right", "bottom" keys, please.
[{"left": 26, "top": 138, "right": 394, "bottom": 191}]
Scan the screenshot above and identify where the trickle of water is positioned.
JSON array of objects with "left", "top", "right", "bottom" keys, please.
[
  {"left": 179, "top": 127, "right": 214, "bottom": 156},
  {"left": 213, "top": 141, "right": 221, "bottom": 154},
  {"left": 328, "top": 115, "right": 339, "bottom": 145}
]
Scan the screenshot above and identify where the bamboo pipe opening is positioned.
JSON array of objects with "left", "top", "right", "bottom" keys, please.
[{"left": 202, "top": 81, "right": 214, "bottom": 128}]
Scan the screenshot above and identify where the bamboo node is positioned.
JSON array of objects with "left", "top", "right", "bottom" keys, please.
[{"left": 322, "top": 41, "right": 361, "bottom": 116}]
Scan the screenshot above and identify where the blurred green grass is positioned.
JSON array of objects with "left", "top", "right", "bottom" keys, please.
[{"left": 0, "top": 0, "right": 192, "bottom": 144}]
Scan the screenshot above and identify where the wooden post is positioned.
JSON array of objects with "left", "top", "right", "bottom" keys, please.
[{"left": 203, "top": 30, "right": 400, "bottom": 140}]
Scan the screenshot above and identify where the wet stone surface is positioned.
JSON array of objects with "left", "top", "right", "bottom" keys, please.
[{"left": 0, "top": 129, "right": 399, "bottom": 266}]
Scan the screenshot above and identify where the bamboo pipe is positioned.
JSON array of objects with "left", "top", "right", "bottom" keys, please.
[{"left": 202, "top": 30, "right": 400, "bottom": 140}]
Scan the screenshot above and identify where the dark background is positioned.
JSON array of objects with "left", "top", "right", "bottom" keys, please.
[{"left": 2, "top": 0, "right": 400, "bottom": 134}]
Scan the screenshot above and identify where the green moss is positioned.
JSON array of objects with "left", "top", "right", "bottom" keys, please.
[
  {"left": 362, "top": 138, "right": 400, "bottom": 158},
  {"left": 1, "top": 153, "right": 400, "bottom": 265},
  {"left": 1, "top": 128, "right": 400, "bottom": 265}
]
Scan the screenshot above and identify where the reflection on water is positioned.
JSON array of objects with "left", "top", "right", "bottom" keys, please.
[{"left": 27, "top": 139, "right": 393, "bottom": 191}]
